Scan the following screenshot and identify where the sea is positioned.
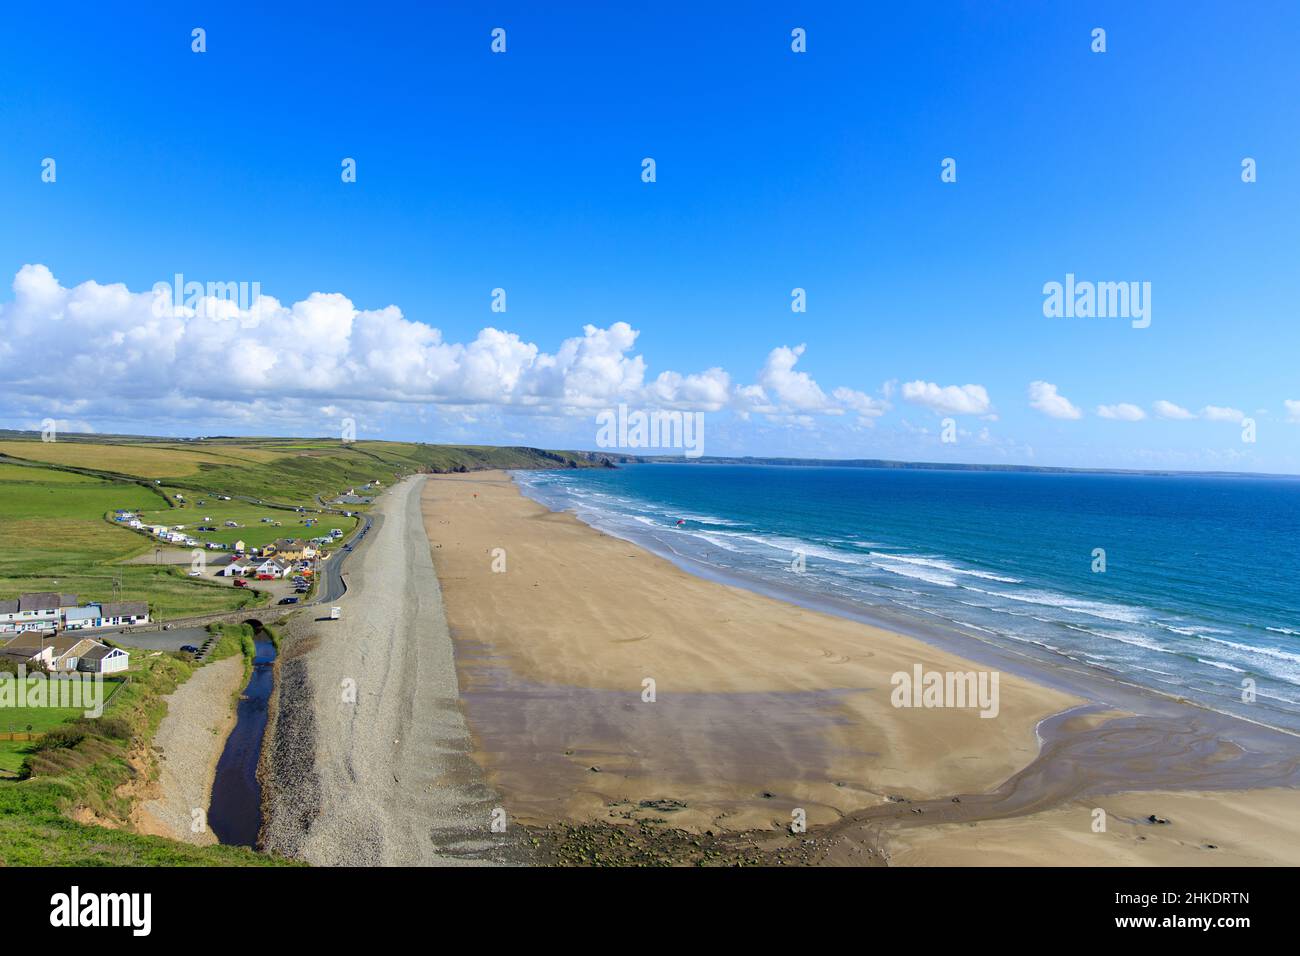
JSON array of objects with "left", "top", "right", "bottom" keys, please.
[{"left": 514, "top": 463, "right": 1300, "bottom": 735}]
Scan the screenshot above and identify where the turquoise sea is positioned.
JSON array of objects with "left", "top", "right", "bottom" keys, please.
[{"left": 515, "top": 463, "right": 1300, "bottom": 735}]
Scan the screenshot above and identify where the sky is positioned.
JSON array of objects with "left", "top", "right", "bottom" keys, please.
[{"left": 1, "top": 1, "right": 1298, "bottom": 472}]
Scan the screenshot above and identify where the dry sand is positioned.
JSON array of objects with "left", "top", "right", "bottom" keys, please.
[
  {"left": 423, "top": 470, "right": 1300, "bottom": 863},
  {"left": 137, "top": 654, "right": 243, "bottom": 844}
]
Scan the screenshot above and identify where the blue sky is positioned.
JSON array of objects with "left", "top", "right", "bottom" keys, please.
[{"left": 2, "top": 2, "right": 1298, "bottom": 472}]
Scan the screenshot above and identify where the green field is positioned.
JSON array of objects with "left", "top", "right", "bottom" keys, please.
[
  {"left": 0, "top": 437, "right": 606, "bottom": 619},
  {"left": 0, "top": 469, "right": 262, "bottom": 619},
  {"left": 134, "top": 493, "right": 357, "bottom": 550}
]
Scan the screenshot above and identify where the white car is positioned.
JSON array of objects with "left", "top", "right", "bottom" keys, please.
[{"left": 188, "top": 570, "right": 203, "bottom": 577}]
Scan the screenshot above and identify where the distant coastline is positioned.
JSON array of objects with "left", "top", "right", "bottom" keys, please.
[{"left": 626, "top": 454, "right": 1300, "bottom": 481}]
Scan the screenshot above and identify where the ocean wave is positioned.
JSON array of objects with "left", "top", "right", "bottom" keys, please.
[
  {"left": 866, "top": 552, "right": 1022, "bottom": 584},
  {"left": 871, "top": 561, "right": 959, "bottom": 587},
  {"left": 964, "top": 586, "right": 1147, "bottom": 625},
  {"left": 1199, "top": 635, "right": 1300, "bottom": 666},
  {"left": 725, "top": 533, "right": 869, "bottom": 565},
  {"left": 1197, "top": 658, "right": 1246, "bottom": 673}
]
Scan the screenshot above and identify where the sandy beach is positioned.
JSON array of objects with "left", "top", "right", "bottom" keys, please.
[{"left": 423, "top": 470, "right": 1300, "bottom": 863}]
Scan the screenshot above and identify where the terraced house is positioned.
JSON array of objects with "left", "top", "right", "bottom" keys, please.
[
  {"left": 0, "top": 594, "right": 149, "bottom": 635},
  {"left": 0, "top": 593, "right": 78, "bottom": 635}
]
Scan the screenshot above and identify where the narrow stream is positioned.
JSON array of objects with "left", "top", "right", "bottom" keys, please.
[{"left": 209, "top": 633, "right": 276, "bottom": 848}]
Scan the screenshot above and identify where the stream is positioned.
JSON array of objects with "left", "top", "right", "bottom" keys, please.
[{"left": 208, "top": 633, "right": 276, "bottom": 848}]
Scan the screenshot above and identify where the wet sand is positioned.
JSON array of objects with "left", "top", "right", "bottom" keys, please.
[{"left": 424, "top": 470, "right": 1300, "bottom": 863}]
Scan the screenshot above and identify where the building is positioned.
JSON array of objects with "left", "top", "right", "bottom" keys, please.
[
  {"left": 252, "top": 558, "right": 291, "bottom": 579},
  {"left": 267, "top": 538, "right": 316, "bottom": 561},
  {"left": 0, "top": 632, "right": 103, "bottom": 671},
  {"left": 41, "top": 599, "right": 151, "bottom": 631},
  {"left": 0, "top": 593, "right": 63, "bottom": 634},
  {"left": 78, "top": 644, "right": 130, "bottom": 674},
  {"left": 217, "top": 557, "right": 253, "bottom": 577},
  {"left": 96, "top": 603, "right": 150, "bottom": 628}
]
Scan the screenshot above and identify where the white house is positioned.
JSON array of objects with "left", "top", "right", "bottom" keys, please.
[
  {"left": 78, "top": 644, "right": 130, "bottom": 674},
  {"left": 219, "top": 558, "right": 253, "bottom": 578},
  {"left": 11, "top": 593, "right": 61, "bottom": 632},
  {"left": 95, "top": 602, "right": 150, "bottom": 628},
  {"left": 252, "top": 558, "right": 291, "bottom": 579},
  {"left": 0, "top": 632, "right": 96, "bottom": 670}
]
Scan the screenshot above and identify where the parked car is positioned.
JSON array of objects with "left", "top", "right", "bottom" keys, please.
[
  {"left": 187, "top": 570, "right": 202, "bottom": 577},
  {"left": 278, "top": 597, "right": 299, "bottom": 605},
  {"left": 233, "top": 579, "right": 249, "bottom": 588},
  {"left": 179, "top": 644, "right": 200, "bottom": 655}
]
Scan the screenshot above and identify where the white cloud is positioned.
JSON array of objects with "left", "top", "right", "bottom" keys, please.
[
  {"left": 1286, "top": 399, "right": 1300, "bottom": 423},
  {"left": 1096, "top": 403, "right": 1146, "bottom": 421},
  {"left": 1027, "top": 381, "right": 1083, "bottom": 420},
  {"left": 1201, "top": 405, "right": 1245, "bottom": 423},
  {"left": 831, "top": 386, "right": 890, "bottom": 422},
  {"left": 0, "top": 266, "right": 893, "bottom": 436},
  {"left": 755, "top": 344, "right": 836, "bottom": 412},
  {"left": 900, "top": 380, "right": 992, "bottom": 416},
  {"left": 1152, "top": 400, "right": 1196, "bottom": 420}
]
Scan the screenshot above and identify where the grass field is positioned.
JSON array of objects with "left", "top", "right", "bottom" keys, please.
[
  {"left": 0, "top": 440, "right": 240, "bottom": 477},
  {"left": 0, "top": 437, "right": 604, "bottom": 620},
  {"left": 0, "top": 469, "right": 261, "bottom": 619},
  {"left": 133, "top": 493, "right": 357, "bottom": 550},
  {"left": 0, "top": 691, "right": 87, "bottom": 776}
]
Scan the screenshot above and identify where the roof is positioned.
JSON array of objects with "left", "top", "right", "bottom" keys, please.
[
  {"left": 64, "top": 605, "right": 103, "bottom": 622},
  {"left": 59, "top": 593, "right": 79, "bottom": 607},
  {"left": 1, "top": 632, "right": 87, "bottom": 656},
  {"left": 99, "top": 602, "right": 148, "bottom": 619},
  {"left": 18, "top": 592, "right": 60, "bottom": 612},
  {"left": 80, "top": 644, "right": 125, "bottom": 662},
  {"left": 273, "top": 538, "right": 307, "bottom": 550},
  {"left": 0, "top": 600, "right": 17, "bottom": 615}
]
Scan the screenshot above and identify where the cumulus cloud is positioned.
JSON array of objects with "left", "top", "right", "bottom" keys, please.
[
  {"left": 1200, "top": 405, "right": 1246, "bottom": 423},
  {"left": 832, "top": 386, "right": 890, "bottom": 422},
  {"left": 0, "top": 265, "right": 887, "bottom": 435},
  {"left": 1096, "top": 403, "right": 1146, "bottom": 421},
  {"left": 1286, "top": 399, "right": 1300, "bottom": 423},
  {"left": 900, "top": 380, "right": 992, "bottom": 416},
  {"left": 1027, "top": 381, "right": 1083, "bottom": 420},
  {"left": 1153, "top": 400, "right": 1196, "bottom": 420},
  {"left": 755, "top": 344, "right": 837, "bottom": 412}
]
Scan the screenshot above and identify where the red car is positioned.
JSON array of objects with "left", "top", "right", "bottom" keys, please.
[{"left": 233, "top": 579, "right": 249, "bottom": 588}]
